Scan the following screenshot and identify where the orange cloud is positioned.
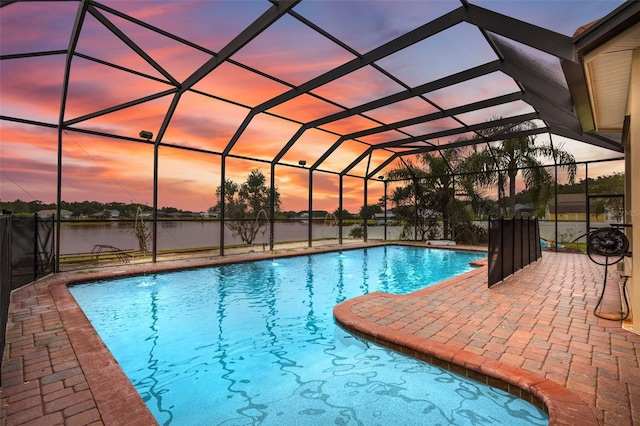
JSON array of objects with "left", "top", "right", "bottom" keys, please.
[
  {"left": 231, "top": 114, "right": 302, "bottom": 161},
  {"left": 428, "top": 71, "right": 519, "bottom": 110},
  {"left": 266, "top": 94, "right": 344, "bottom": 123},
  {"left": 64, "top": 58, "right": 173, "bottom": 124},
  {"left": 280, "top": 128, "right": 342, "bottom": 166},
  {"left": 311, "top": 65, "right": 404, "bottom": 108},
  {"left": 366, "top": 97, "right": 440, "bottom": 123},
  {"left": 0, "top": 55, "right": 67, "bottom": 123},
  {"left": 318, "top": 140, "right": 370, "bottom": 173},
  {"left": 193, "top": 61, "right": 289, "bottom": 108},
  {"left": 398, "top": 116, "right": 460, "bottom": 139},
  {"left": 5, "top": 1, "right": 622, "bottom": 217},
  {"left": 318, "top": 115, "right": 379, "bottom": 135}
]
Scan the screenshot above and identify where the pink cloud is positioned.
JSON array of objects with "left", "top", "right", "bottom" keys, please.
[
  {"left": 366, "top": 97, "right": 440, "bottom": 123},
  {"left": 267, "top": 94, "right": 344, "bottom": 123},
  {"left": 64, "top": 58, "right": 174, "bottom": 123},
  {"left": 0, "top": 3, "right": 77, "bottom": 55},
  {"left": 319, "top": 115, "right": 380, "bottom": 135},
  {"left": 193, "top": 62, "right": 289, "bottom": 108},
  {"left": 231, "top": 16, "right": 355, "bottom": 86},
  {"left": 311, "top": 66, "right": 404, "bottom": 108},
  {"left": 0, "top": 55, "right": 67, "bottom": 123},
  {"left": 4, "top": 0, "right": 622, "bottom": 217}
]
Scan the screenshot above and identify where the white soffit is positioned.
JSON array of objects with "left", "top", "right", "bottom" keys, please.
[{"left": 584, "top": 22, "right": 640, "bottom": 132}]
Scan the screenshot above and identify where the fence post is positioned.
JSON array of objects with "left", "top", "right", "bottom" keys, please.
[
  {"left": 33, "top": 213, "right": 38, "bottom": 281},
  {"left": 501, "top": 217, "right": 505, "bottom": 282},
  {"left": 1, "top": 213, "right": 13, "bottom": 381}
]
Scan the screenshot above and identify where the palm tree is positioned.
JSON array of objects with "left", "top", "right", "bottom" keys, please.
[
  {"left": 388, "top": 149, "right": 466, "bottom": 240},
  {"left": 463, "top": 121, "right": 577, "bottom": 217}
]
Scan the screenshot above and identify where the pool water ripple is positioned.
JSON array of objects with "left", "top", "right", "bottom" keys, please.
[{"left": 69, "top": 246, "right": 547, "bottom": 425}]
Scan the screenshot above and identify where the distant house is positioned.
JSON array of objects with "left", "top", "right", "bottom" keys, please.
[
  {"left": 91, "top": 211, "right": 109, "bottom": 219},
  {"left": 37, "top": 209, "right": 73, "bottom": 219},
  {"left": 514, "top": 204, "right": 535, "bottom": 218},
  {"left": 547, "top": 194, "right": 586, "bottom": 221},
  {"left": 297, "top": 211, "right": 330, "bottom": 221},
  {"left": 91, "top": 209, "right": 120, "bottom": 219},
  {"left": 373, "top": 212, "right": 396, "bottom": 225},
  {"left": 546, "top": 194, "right": 607, "bottom": 222}
]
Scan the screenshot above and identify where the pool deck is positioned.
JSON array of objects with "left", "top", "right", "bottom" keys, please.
[{"left": 1, "top": 242, "right": 639, "bottom": 425}]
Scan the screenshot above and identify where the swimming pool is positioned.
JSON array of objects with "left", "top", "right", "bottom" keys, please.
[{"left": 69, "top": 245, "right": 548, "bottom": 425}]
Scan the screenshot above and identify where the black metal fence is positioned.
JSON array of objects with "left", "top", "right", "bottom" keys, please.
[
  {"left": 1, "top": 212, "right": 55, "bottom": 373},
  {"left": 10, "top": 214, "right": 55, "bottom": 287},
  {"left": 488, "top": 217, "right": 542, "bottom": 288},
  {"left": 1, "top": 213, "right": 12, "bottom": 371}
]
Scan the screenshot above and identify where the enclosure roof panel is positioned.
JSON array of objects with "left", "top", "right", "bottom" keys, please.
[{"left": 0, "top": 0, "right": 631, "bottom": 185}]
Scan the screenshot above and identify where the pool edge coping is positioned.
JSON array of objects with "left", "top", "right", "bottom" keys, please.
[
  {"left": 45, "top": 242, "right": 396, "bottom": 424},
  {"left": 332, "top": 264, "right": 600, "bottom": 426},
  {"left": 50, "top": 277, "right": 156, "bottom": 426},
  {"left": 40, "top": 243, "right": 593, "bottom": 425}
]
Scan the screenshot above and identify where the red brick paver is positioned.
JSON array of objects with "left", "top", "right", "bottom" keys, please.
[
  {"left": 334, "top": 250, "right": 640, "bottom": 425},
  {"left": 2, "top": 246, "right": 640, "bottom": 425}
]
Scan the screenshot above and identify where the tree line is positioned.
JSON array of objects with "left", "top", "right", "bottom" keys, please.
[
  {"left": 0, "top": 199, "right": 345, "bottom": 220},
  {"left": 215, "top": 121, "right": 623, "bottom": 246},
  {"left": 2, "top": 119, "right": 624, "bottom": 248},
  {"left": 0, "top": 200, "right": 193, "bottom": 217}
]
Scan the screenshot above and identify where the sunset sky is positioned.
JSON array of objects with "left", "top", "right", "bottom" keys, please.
[{"left": 0, "top": 0, "right": 627, "bottom": 213}]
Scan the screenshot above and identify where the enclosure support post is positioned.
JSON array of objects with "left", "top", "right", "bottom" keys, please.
[
  {"left": 220, "top": 155, "right": 226, "bottom": 256},
  {"left": 363, "top": 179, "right": 368, "bottom": 242},
  {"left": 33, "top": 213, "right": 38, "bottom": 281},
  {"left": 413, "top": 177, "right": 418, "bottom": 241},
  {"left": 451, "top": 175, "right": 456, "bottom": 241},
  {"left": 383, "top": 179, "right": 387, "bottom": 241},
  {"left": 585, "top": 162, "right": 590, "bottom": 235},
  {"left": 554, "top": 162, "right": 559, "bottom": 252},
  {"left": 339, "top": 175, "right": 343, "bottom": 244},
  {"left": 269, "top": 163, "right": 276, "bottom": 251},
  {"left": 55, "top": 129, "right": 62, "bottom": 273},
  {"left": 152, "top": 144, "right": 159, "bottom": 262},
  {"left": 308, "top": 169, "right": 313, "bottom": 247},
  {"left": 54, "top": 1, "right": 88, "bottom": 272}
]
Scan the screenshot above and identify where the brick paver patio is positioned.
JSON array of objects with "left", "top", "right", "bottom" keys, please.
[{"left": 1, "top": 245, "right": 639, "bottom": 425}]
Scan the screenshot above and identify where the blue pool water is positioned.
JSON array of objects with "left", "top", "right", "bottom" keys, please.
[{"left": 70, "top": 245, "right": 548, "bottom": 425}]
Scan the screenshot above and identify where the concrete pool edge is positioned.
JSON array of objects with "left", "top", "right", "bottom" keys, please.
[{"left": 332, "top": 266, "right": 599, "bottom": 426}]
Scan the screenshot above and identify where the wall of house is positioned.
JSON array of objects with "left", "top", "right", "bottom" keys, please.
[{"left": 627, "top": 46, "right": 639, "bottom": 332}]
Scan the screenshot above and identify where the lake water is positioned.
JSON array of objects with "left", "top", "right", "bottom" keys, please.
[
  {"left": 59, "top": 219, "right": 590, "bottom": 255},
  {"left": 59, "top": 221, "right": 358, "bottom": 254}
]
